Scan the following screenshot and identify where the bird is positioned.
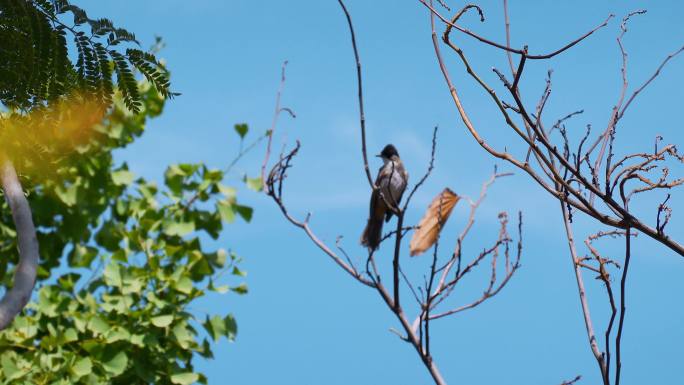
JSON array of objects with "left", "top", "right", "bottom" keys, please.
[{"left": 361, "top": 144, "right": 409, "bottom": 251}]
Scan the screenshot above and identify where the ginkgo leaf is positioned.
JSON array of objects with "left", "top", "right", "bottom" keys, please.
[{"left": 409, "top": 188, "right": 460, "bottom": 257}]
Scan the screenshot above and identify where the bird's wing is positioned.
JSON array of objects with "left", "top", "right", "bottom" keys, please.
[
  {"left": 384, "top": 162, "right": 408, "bottom": 222},
  {"left": 397, "top": 166, "right": 408, "bottom": 204},
  {"left": 370, "top": 164, "right": 386, "bottom": 217}
]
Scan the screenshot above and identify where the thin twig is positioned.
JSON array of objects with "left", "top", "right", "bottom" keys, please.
[
  {"left": 419, "top": 0, "right": 614, "bottom": 59},
  {"left": 261, "top": 61, "right": 295, "bottom": 187},
  {"left": 560, "top": 375, "right": 582, "bottom": 385},
  {"left": 560, "top": 200, "right": 609, "bottom": 385},
  {"left": 337, "top": 0, "right": 374, "bottom": 188},
  {"left": 614, "top": 223, "right": 632, "bottom": 385}
]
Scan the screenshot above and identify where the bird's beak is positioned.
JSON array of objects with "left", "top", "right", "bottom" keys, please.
[{"left": 375, "top": 154, "right": 381, "bottom": 158}]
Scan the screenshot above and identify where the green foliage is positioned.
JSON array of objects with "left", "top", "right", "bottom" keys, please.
[
  {"left": 0, "top": 82, "right": 251, "bottom": 383},
  {"left": 0, "top": 0, "right": 175, "bottom": 113},
  {"left": 233, "top": 123, "right": 248, "bottom": 139}
]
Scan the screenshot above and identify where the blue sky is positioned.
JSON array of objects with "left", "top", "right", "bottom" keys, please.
[{"left": 86, "top": 1, "right": 684, "bottom": 384}]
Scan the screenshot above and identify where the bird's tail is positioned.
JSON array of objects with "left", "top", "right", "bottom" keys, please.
[{"left": 361, "top": 216, "right": 384, "bottom": 251}]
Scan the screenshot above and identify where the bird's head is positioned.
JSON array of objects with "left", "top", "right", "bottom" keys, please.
[{"left": 377, "top": 144, "right": 399, "bottom": 160}]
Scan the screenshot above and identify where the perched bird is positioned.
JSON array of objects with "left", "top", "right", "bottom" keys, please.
[{"left": 361, "top": 144, "right": 409, "bottom": 251}]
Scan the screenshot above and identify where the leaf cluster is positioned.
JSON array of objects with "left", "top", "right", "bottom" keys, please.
[
  {"left": 0, "top": 81, "right": 250, "bottom": 384},
  {"left": 0, "top": 0, "right": 175, "bottom": 114}
]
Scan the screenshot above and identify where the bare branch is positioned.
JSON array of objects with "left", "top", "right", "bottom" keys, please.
[
  {"left": 261, "top": 61, "right": 296, "bottom": 187},
  {"left": 435, "top": 169, "right": 512, "bottom": 294},
  {"left": 502, "top": 0, "right": 515, "bottom": 76},
  {"left": 337, "top": 0, "right": 374, "bottom": 188},
  {"left": 581, "top": 228, "right": 637, "bottom": 382},
  {"left": 560, "top": 375, "right": 582, "bottom": 385},
  {"left": 419, "top": 0, "right": 614, "bottom": 59},
  {"left": 615, "top": 210, "right": 633, "bottom": 385},
  {"left": 619, "top": 44, "right": 684, "bottom": 119},
  {"left": 427, "top": 2, "right": 684, "bottom": 383},
  {"left": 656, "top": 194, "right": 672, "bottom": 235},
  {"left": 432, "top": 3, "right": 684, "bottom": 256},
  {"left": 262, "top": 4, "right": 531, "bottom": 384},
  {"left": 266, "top": 142, "right": 374, "bottom": 288},
  {"left": 560, "top": 200, "right": 609, "bottom": 384},
  {"left": 429, "top": 211, "right": 521, "bottom": 320}
]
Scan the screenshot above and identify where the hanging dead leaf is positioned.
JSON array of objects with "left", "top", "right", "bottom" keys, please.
[{"left": 409, "top": 188, "right": 460, "bottom": 256}]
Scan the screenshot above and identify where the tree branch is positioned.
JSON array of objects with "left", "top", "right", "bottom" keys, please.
[
  {"left": 337, "top": 0, "right": 374, "bottom": 188},
  {"left": 560, "top": 199, "right": 609, "bottom": 385},
  {"left": 0, "top": 159, "right": 39, "bottom": 330}
]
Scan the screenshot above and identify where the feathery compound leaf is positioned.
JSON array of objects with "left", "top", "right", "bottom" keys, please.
[
  {"left": 88, "top": 18, "right": 114, "bottom": 36},
  {"left": 94, "top": 42, "right": 113, "bottom": 106},
  {"left": 0, "top": 0, "right": 172, "bottom": 112},
  {"left": 109, "top": 50, "right": 141, "bottom": 113},
  {"left": 47, "top": 26, "right": 68, "bottom": 98},
  {"left": 107, "top": 27, "right": 139, "bottom": 46},
  {"left": 28, "top": 3, "right": 51, "bottom": 102},
  {"left": 126, "top": 48, "right": 172, "bottom": 98},
  {"left": 61, "top": 4, "right": 89, "bottom": 25},
  {"left": 409, "top": 188, "right": 460, "bottom": 257}
]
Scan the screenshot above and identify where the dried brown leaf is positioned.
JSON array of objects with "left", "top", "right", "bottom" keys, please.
[{"left": 409, "top": 188, "right": 460, "bottom": 256}]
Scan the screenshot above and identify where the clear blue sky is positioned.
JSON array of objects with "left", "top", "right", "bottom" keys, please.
[{"left": 87, "top": 1, "right": 684, "bottom": 384}]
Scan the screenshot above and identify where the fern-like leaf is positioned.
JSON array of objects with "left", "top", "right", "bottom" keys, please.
[
  {"left": 110, "top": 50, "right": 141, "bottom": 113},
  {"left": 126, "top": 48, "right": 173, "bottom": 98},
  {"left": 0, "top": 0, "right": 173, "bottom": 113}
]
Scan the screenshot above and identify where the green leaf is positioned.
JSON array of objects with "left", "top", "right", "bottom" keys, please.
[
  {"left": 231, "top": 283, "right": 248, "bottom": 295},
  {"left": 36, "top": 287, "right": 58, "bottom": 317},
  {"left": 88, "top": 316, "right": 109, "bottom": 335},
  {"left": 203, "top": 314, "right": 237, "bottom": 342},
  {"left": 62, "top": 327, "right": 79, "bottom": 343},
  {"left": 232, "top": 266, "right": 247, "bottom": 277},
  {"left": 105, "top": 327, "right": 131, "bottom": 343},
  {"left": 198, "top": 339, "right": 214, "bottom": 359},
  {"left": 244, "top": 176, "right": 262, "bottom": 192},
  {"left": 215, "top": 249, "right": 228, "bottom": 267},
  {"left": 71, "top": 357, "right": 92, "bottom": 377},
  {"left": 215, "top": 285, "right": 230, "bottom": 294},
  {"left": 163, "top": 219, "right": 195, "bottom": 237},
  {"left": 210, "top": 283, "right": 230, "bottom": 294},
  {"left": 203, "top": 315, "right": 224, "bottom": 342},
  {"left": 121, "top": 275, "right": 143, "bottom": 295},
  {"left": 102, "top": 351, "right": 128, "bottom": 375},
  {"left": 73, "top": 315, "right": 88, "bottom": 333},
  {"left": 68, "top": 245, "right": 98, "bottom": 268},
  {"left": 171, "top": 372, "right": 200, "bottom": 385},
  {"left": 164, "top": 164, "right": 186, "bottom": 197},
  {"left": 172, "top": 323, "right": 194, "bottom": 349},
  {"left": 111, "top": 249, "right": 129, "bottom": 263},
  {"left": 55, "top": 183, "right": 78, "bottom": 206},
  {"left": 112, "top": 169, "right": 134, "bottom": 186},
  {"left": 103, "top": 263, "right": 122, "bottom": 287},
  {"left": 151, "top": 314, "right": 173, "bottom": 328},
  {"left": 57, "top": 273, "right": 82, "bottom": 291},
  {"left": 235, "top": 204, "right": 253, "bottom": 222},
  {"left": 129, "top": 334, "right": 145, "bottom": 347},
  {"left": 234, "top": 123, "right": 248, "bottom": 138},
  {"left": 174, "top": 276, "right": 193, "bottom": 295},
  {"left": 1, "top": 354, "right": 24, "bottom": 381},
  {"left": 217, "top": 200, "right": 235, "bottom": 223},
  {"left": 218, "top": 184, "right": 236, "bottom": 199},
  {"left": 224, "top": 314, "right": 238, "bottom": 341},
  {"left": 95, "top": 221, "right": 124, "bottom": 251}
]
